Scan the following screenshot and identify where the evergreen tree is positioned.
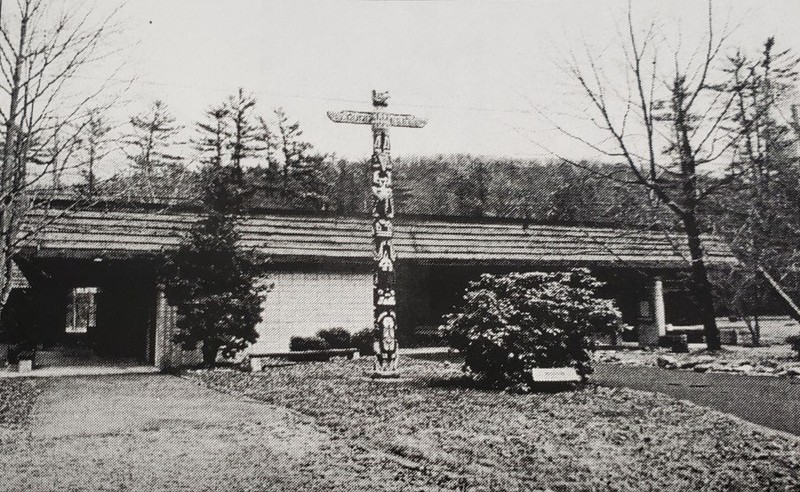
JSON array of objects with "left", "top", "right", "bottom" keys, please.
[
  {"left": 162, "top": 106, "right": 266, "bottom": 367},
  {"left": 125, "top": 100, "right": 183, "bottom": 199},
  {"left": 227, "top": 89, "right": 261, "bottom": 184},
  {"left": 79, "top": 109, "right": 114, "bottom": 198},
  {"left": 272, "top": 107, "right": 332, "bottom": 210}
]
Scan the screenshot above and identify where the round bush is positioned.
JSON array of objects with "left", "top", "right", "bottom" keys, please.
[
  {"left": 289, "top": 336, "right": 329, "bottom": 352},
  {"left": 316, "top": 328, "right": 352, "bottom": 349},
  {"left": 351, "top": 328, "right": 376, "bottom": 356},
  {"left": 441, "top": 269, "right": 621, "bottom": 391}
]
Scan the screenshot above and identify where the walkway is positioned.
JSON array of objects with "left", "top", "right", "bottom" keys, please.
[
  {"left": 593, "top": 364, "right": 800, "bottom": 436},
  {"left": 0, "top": 373, "right": 411, "bottom": 491}
]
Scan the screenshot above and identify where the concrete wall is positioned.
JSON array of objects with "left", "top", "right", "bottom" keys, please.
[{"left": 248, "top": 270, "right": 373, "bottom": 353}]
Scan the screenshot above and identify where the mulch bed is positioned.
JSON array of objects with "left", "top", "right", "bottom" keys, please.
[{"left": 187, "top": 358, "right": 800, "bottom": 491}]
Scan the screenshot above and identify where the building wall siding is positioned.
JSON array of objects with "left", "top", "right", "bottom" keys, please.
[
  {"left": 249, "top": 270, "right": 373, "bottom": 353},
  {"left": 155, "top": 289, "right": 202, "bottom": 369}
]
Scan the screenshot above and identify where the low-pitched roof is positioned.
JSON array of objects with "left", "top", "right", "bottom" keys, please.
[{"left": 19, "top": 208, "right": 736, "bottom": 269}]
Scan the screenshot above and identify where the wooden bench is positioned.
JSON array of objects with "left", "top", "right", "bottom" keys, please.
[{"left": 248, "top": 348, "right": 360, "bottom": 371}]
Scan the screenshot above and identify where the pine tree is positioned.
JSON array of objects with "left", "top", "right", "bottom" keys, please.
[
  {"left": 125, "top": 100, "right": 183, "bottom": 200},
  {"left": 272, "top": 107, "right": 332, "bottom": 210},
  {"left": 227, "top": 89, "right": 261, "bottom": 184},
  {"left": 162, "top": 145, "right": 265, "bottom": 367},
  {"left": 79, "top": 109, "right": 113, "bottom": 198}
]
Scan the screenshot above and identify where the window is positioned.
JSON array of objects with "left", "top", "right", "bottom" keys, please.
[{"left": 66, "top": 287, "right": 98, "bottom": 334}]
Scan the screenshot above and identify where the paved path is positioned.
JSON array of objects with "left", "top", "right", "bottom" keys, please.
[
  {"left": 0, "top": 374, "right": 412, "bottom": 491},
  {"left": 594, "top": 364, "right": 800, "bottom": 436}
]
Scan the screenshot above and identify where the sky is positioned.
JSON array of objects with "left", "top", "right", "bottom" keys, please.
[{"left": 80, "top": 0, "right": 800, "bottom": 168}]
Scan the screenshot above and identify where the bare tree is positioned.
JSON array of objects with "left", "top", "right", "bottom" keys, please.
[
  {"left": 557, "top": 4, "right": 753, "bottom": 350},
  {"left": 0, "top": 0, "right": 122, "bottom": 316},
  {"left": 714, "top": 38, "right": 800, "bottom": 343}
]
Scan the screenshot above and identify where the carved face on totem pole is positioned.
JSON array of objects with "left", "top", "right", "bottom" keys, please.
[
  {"left": 373, "top": 219, "right": 393, "bottom": 239},
  {"left": 372, "top": 90, "right": 390, "bottom": 107},
  {"left": 375, "top": 241, "right": 394, "bottom": 271},
  {"left": 373, "top": 153, "right": 392, "bottom": 172},
  {"left": 376, "top": 288, "right": 396, "bottom": 306},
  {"left": 372, "top": 190, "right": 394, "bottom": 218},
  {"left": 377, "top": 310, "right": 397, "bottom": 354},
  {"left": 373, "top": 130, "right": 390, "bottom": 152}
]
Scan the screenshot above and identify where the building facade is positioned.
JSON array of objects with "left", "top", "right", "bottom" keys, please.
[{"left": 2, "top": 204, "right": 736, "bottom": 369}]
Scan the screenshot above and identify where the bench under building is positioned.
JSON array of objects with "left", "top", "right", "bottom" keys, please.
[{"left": 2, "top": 204, "right": 735, "bottom": 369}]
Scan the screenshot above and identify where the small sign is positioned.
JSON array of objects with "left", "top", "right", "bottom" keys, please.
[{"left": 530, "top": 367, "right": 581, "bottom": 383}]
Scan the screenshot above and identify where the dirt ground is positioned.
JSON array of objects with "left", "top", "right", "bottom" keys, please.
[{"left": 0, "top": 374, "right": 438, "bottom": 491}]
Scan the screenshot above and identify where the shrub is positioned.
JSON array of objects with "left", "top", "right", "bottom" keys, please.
[
  {"left": 352, "top": 328, "right": 376, "bottom": 356},
  {"left": 441, "top": 269, "right": 622, "bottom": 391},
  {"left": 290, "top": 336, "right": 329, "bottom": 352},
  {"left": 316, "top": 328, "right": 352, "bottom": 349},
  {"left": 787, "top": 335, "right": 800, "bottom": 359}
]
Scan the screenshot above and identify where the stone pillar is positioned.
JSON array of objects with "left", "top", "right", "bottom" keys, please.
[{"left": 638, "top": 277, "right": 666, "bottom": 347}]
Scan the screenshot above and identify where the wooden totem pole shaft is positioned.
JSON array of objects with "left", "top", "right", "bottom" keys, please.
[{"left": 327, "top": 91, "right": 427, "bottom": 373}]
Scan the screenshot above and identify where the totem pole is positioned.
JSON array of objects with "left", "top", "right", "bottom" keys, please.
[{"left": 328, "top": 91, "right": 427, "bottom": 374}]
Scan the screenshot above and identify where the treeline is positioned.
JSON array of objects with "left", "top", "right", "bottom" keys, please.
[{"left": 72, "top": 91, "right": 667, "bottom": 227}]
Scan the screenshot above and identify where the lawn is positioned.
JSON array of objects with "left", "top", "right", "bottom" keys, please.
[{"left": 188, "top": 357, "right": 800, "bottom": 491}]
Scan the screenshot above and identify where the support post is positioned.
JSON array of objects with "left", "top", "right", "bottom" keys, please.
[
  {"left": 653, "top": 277, "right": 666, "bottom": 338},
  {"left": 638, "top": 276, "right": 666, "bottom": 347},
  {"left": 154, "top": 286, "right": 168, "bottom": 370}
]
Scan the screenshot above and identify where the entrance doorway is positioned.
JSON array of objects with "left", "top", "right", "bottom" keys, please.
[{"left": 3, "top": 258, "right": 158, "bottom": 370}]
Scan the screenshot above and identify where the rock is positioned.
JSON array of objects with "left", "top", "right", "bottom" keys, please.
[
  {"left": 786, "top": 367, "right": 800, "bottom": 377},
  {"left": 693, "top": 355, "right": 715, "bottom": 365},
  {"left": 657, "top": 355, "right": 678, "bottom": 369},
  {"left": 733, "top": 364, "right": 754, "bottom": 373},
  {"left": 694, "top": 363, "right": 711, "bottom": 373}
]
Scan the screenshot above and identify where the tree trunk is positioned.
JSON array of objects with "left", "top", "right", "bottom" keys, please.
[
  {"left": 683, "top": 215, "right": 721, "bottom": 350},
  {"left": 201, "top": 340, "right": 220, "bottom": 368}
]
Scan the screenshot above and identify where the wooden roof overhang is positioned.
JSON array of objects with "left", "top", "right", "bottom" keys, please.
[{"left": 15, "top": 208, "right": 738, "bottom": 271}]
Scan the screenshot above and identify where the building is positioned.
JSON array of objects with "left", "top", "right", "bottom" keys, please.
[{"left": 2, "top": 203, "right": 736, "bottom": 369}]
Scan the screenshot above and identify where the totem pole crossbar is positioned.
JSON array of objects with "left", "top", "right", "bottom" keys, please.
[{"left": 327, "top": 91, "right": 427, "bottom": 375}]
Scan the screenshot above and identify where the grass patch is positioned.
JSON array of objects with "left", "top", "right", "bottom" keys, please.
[{"left": 188, "top": 358, "right": 800, "bottom": 491}]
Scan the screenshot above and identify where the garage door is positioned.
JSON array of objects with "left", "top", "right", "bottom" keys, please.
[{"left": 249, "top": 270, "right": 373, "bottom": 353}]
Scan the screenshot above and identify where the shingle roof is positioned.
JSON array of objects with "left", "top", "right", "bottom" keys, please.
[{"left": 19, "top": 208, "right": 736, "bottom": 268}]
